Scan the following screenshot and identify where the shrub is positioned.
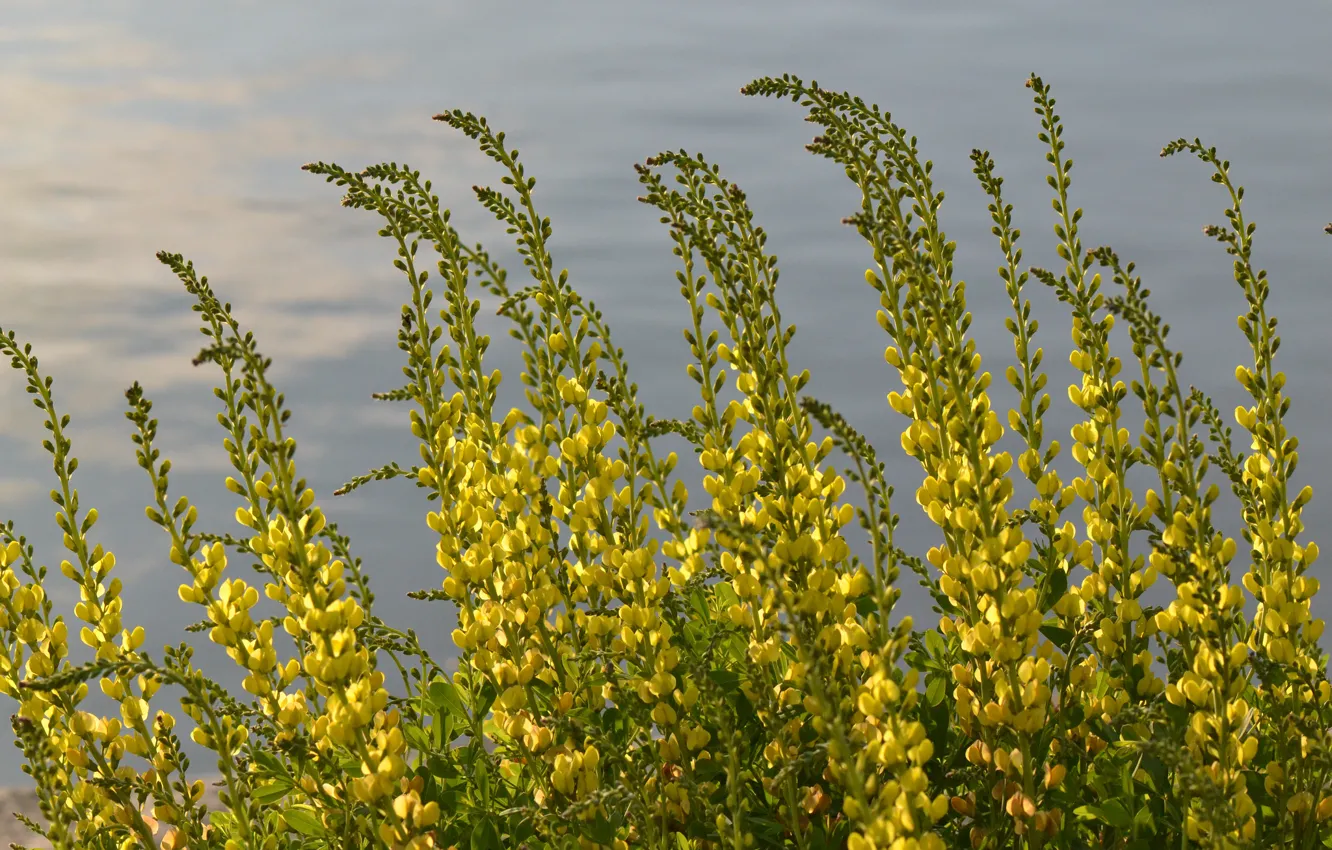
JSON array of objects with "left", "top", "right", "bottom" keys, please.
[{"left": 2, "top": 71, "right": 1330, "bottom": 850}]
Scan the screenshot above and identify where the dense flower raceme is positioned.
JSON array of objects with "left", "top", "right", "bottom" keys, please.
[{"left": 2, "top": 72, "right": 1331, "bottom": 850}]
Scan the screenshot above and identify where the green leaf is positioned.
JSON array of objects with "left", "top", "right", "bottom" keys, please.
[
  {"left": 1036, "top": 560, "right": 1068, "bottom": 611},
  {"left": 251, "top": 778, "right": 292, "bottom": 806},
  {"left": 430, "top": 678, "right": 468, "bottom": 720},
  {"left": 1139, "top": 754, "right": 1168, "bottom": 793},
  {"left": 714, "top": 581, "right": 740, "bottom": 611},
  {"left": 600, "top": 705, "right": 628, "bottom": 746},
  {"left": 1039, "top": 622, "right": 1074, "bottom": 652},
  {"left": 473, "top": 680, "right": 497, "bottom": 719},
  {"left": 251, "top": 750, "right": 288, "bottom": 777},
  {"left": 905, "top": 650, "right": 929, "bottom": 673},
  {"left": 1133, "top": 804, "right": 1155, "bottom": 831},
  {"left": 208, "top": 810, "right": 236, "bottom": 835},
  {"left": 683, "top": 619, "right": 706, "bottom": 647},
  {"left": 732, "top": 690, "right": 758, "bottom": 726},
  {"left": 1074, "top": 800, "right": 1134, "bottom": 830},
  {"left": 528, "top": 677, "right": 555, "bottom": 710},
  {"left": 925, "top": 675, "right": 946, "bottom": 707},
  {"left": 694, "top": 757, "right": 724, "bottom": 784},
  {"left": 470, "top": 817, "right": 501, "bottom": 850},
  {"left": 427, "top": 754, "right": 452, "bottom": 779},
  {"left": 404, "top": 721, "right": 433, "bottom": 753},
  {"left": 690, "top": 586, "right": 711, "bottom": 623},
  {"left": 921, "top": 696, "right": 949, "bottom": 755},
  {"left": 852, "top": 593, "right": 877, "bottom": 618},
  {"left": 587, "top": 815, "right": 616, "bottom": 846},
  {"left": 748, "top": 816, "right": 785, "bottom": 847},
  {"left": 283, "top": 805, "right": 325, "bottom": 837},
  {"left": 338, "top": 754, "right": 362, "bottom": 774},
  {"left": 708, "top": 669, "right": 741, "bottom": 691},
  {"left": 924, "top": 628, "right": 946, "bottom": 660},
  {"left": 483, "top": 716, "right": 512, "bottom": 744},
  {"left": 471, "top": 753, "right": 491, "bottom": 799}
]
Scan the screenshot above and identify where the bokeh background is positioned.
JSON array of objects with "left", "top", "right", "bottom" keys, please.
[{"left": 2, "top": 0, "right": 1331, "bottom": 783}]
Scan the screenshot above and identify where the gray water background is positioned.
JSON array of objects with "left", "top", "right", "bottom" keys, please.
[{"left": 1, "top": 1, "right": 1330, "bottom": 784}]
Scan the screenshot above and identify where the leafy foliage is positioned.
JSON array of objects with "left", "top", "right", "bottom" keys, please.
[{"left": 2, "top": 72, "right": 1330, "bottom": 850}]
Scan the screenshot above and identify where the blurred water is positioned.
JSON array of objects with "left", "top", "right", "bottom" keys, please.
[{"left": 1, "top": 0, "right": 1331, "bottom": 784}]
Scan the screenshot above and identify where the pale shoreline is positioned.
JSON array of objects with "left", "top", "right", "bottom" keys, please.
[{"left": 1, "top": 785, "right": 51, "bottom": 849}]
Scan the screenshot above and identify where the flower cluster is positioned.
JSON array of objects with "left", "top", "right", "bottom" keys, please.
[{"left": 2, "top": 70, "right": 1330, "bottom": 850}]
